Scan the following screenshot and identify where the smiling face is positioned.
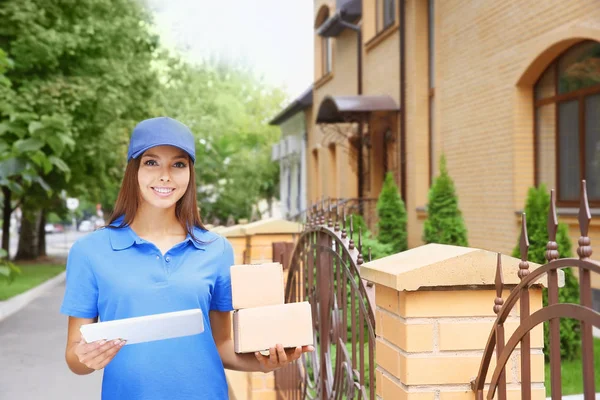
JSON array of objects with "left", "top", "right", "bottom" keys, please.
[{"left": 137, "top": 145, "right": 191, "bottom": 210}]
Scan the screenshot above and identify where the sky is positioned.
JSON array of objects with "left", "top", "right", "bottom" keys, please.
[{"left": 145, "top": 0, "right": 314, "bottom": 100}]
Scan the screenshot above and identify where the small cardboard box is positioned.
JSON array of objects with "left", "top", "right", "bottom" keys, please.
[
  {"left": 233, "top": 301, "right": 314, "bottom": 353},
  {"left": 230, "top": 262, "right": 285, "bottom": 309}
]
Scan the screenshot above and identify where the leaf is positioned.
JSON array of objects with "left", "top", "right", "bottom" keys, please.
[
  {"left": 13, "top": 138, "right": 44, "bottom": 153},
  {"left": 34, "top": 176, "right": 51, "bottom": 193},
  {"left": 0, "top": 141, "right": 9, "bottom": 156},
  {"left": 7, "top": 180, "right": 23, "bottom": 194},
  {"left": 49, "top": 155, "right": 70, "bottom": 174},
  {"left": 0, "top": 262, "right": 21, "bottom": 283},
  {"left": 59, "top": 133, "right": 76, "bottom": 149},
  {"left": 28, "top": 121, "right": 44, "bottom": 135},
  {"left": 0, "top": 265, "right": 11, "bottom": 280},
  {"left": 29, "top": 151, "right": 46, "bottom": 166},
  {"left": 45, "top": 135, "right": 64, "bottom": 155},
  {"left": 0, "top": 158, "right": 26, "bottom": 178},
  {"left": 0, "top": 122, "right": 9, "bottom": 136}
]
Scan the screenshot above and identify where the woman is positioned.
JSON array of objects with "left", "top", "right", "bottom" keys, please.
[{"left": 60, "top": 117, "right": 313, "bottom": 399}]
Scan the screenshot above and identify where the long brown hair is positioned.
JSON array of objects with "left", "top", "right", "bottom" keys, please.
[{"left": 107, "top": 155, "right": 207, "bottom": 239}]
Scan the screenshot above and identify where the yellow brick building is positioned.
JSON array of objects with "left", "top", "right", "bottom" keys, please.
[{"left": 271, "top": 1, "right": 600, "bottom": 289}]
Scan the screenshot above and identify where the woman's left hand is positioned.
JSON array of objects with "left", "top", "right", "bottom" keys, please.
[{"left": 255, "top": 344, "right": 315, "bottom": 373}]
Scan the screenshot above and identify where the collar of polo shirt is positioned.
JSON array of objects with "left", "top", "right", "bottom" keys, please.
[{"left": 106, "top": 216, "right": 208, "bottom": 251}]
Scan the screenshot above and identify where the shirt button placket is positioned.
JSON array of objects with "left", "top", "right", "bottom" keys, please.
[{"left": 163, "top": 255, "right": 172, "bottom": 277}]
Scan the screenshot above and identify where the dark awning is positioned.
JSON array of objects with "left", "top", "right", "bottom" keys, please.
[
  {"left": 316, "top": 95, "right": 399, "bottom": 124},
  {"left": 317, "top": 0, "right": 362, "bottom": 37},
  {"left": 269, "top": 86, "right": 313, "bottom": 126}
]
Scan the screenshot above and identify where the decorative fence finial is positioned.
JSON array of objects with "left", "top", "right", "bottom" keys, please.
[
  {"left": 341, "top": 208, "right": 348, "bottom": 239},
  {"left": 493, "top": 253, "right": 504, "bottom": 314},
  {"left": 357, "top": 226, "right": 364, "bottom": 266},
  {"left": 546, "top": 189, "right": 559, "bottom": 262},
  {"left": 349, "top": 214, "right": 355, "bottom": 250},
  {"left": 577, "top": 180, "right": 592, "bottom": 260},
  {"left": 320, "top": 196, "right": 326, "bottom": 225},
  {"left": 518, "top": 213, "right": 530, "bottom": 279}
]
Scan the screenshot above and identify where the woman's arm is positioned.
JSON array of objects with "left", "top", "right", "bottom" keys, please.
[
  {"left": 65, "top": 316, "right": 125, "bottom": 375},
  {"left": 209, "top": 310, "right": 313, "bottom": 373}
]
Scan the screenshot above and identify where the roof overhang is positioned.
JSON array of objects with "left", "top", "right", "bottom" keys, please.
[
  {"left": 316, "top": 95, "right": 399, "bottom": 124},
  {"left": 269, "top": 86, "right": 313, "bottom": 126},
  {"left": 317, "top": 0, "right": 362, "bottom": 37}
]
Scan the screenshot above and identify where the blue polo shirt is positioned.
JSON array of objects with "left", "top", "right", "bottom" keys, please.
[{"left": 60, "top": 219, "right": 234, "bottom": 400}]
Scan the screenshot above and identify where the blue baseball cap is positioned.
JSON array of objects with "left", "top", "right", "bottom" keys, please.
[{"left": 127, "top": 117, "right": 196, "bottom": 163}]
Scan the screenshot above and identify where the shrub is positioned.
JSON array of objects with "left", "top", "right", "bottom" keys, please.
[
  {"left": 423, "top": 155, "right": 468, "bottom": 246},
  {"left": 512, "top": 184, "right": 580, "bottom": 361},
  {"left": 376, "top": 172, "right": 407, "bottom": 253}
]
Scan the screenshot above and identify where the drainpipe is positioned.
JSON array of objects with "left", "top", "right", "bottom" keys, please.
[
  {"left": 338, "top": 19, "right": 364, "bottom": 201},
  {"left": 399, "top": 0, "right": 407, "bottom": 203}
]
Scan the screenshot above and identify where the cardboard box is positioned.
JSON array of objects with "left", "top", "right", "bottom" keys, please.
[
  {"left": 233, "top": 302, "right": 314, "bottom": 353},
  {"left": 230, "top": 262, "right": 285, "bottom": 309}
]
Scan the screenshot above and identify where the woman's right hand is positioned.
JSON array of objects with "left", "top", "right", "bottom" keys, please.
[{"left": 74, "top": 338, "right": 126, "bottom": 370}]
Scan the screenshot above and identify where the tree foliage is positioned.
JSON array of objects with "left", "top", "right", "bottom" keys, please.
[
  {"left": 376, "top": 172, "right": 407, "bottom": 253},
  {"left": 423, "top": 155, "right": 468, "bottom": 246},
  {"left": 512, "top": 184, "right": 581, "bottom": 361},
  {"left": 153, "top": 60, "right": 286, "bottom": 223},
  {"left": 0, "top": 0, "right": 161, "bottom": 257}
]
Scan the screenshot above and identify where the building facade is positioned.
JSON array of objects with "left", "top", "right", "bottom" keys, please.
[
  {"left": 270, "top": 87, "right": 313, "bottom": 220},
  {"left": 289, "top": 0, "right": 599, "bottom": 254},
  {"left": 271, "top": 1, "right": 600, "bottom": 301}
]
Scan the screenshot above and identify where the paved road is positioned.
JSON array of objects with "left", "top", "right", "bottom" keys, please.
[
  {"left": 0, "top": 229, "right": 101, "bottom": 399},
  {"left": 0, "top": 281, "right": 103, "bottom": 399}
]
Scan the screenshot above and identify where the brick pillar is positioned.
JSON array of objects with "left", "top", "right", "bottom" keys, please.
[
  {"left": 361, "top": 244, "right": 553, "bottom": 400},
  {"left": 250, "top": 372, "right": 276, "bottom": 400}
]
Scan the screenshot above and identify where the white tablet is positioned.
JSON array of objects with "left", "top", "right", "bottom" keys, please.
[{"left": 80, "top": 309, "right": 204, "bottom": 345}]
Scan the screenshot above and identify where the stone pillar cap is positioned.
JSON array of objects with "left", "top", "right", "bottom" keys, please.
[{"left": 362, "top": 243, "right": 564, "bottom": 291}]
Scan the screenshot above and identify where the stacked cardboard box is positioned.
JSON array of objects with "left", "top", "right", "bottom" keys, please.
[{"left": 230, "top": 262, "right": 314, "bottom": 353}]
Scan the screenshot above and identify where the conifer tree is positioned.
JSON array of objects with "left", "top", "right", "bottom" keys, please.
[
  {"left": 423, "top": 155, "right": 468, "bottom": 246},
  {"left": 512, "top": 184, "right": 580, "bottom": 361},
  {"left": 376, "top": 172, "right": 407, "bottom": 253}
]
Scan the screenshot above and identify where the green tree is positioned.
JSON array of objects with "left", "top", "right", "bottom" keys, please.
[
  {"left": 376, "top": 172, "right": 407, "bottom": 253},
  {"left": 0, "top": 0, "right": 160, "bottom": 258},
  {"left": 0, "top": 47, "right": 18, "bottom": 254},
  {"left": 512, "top": 184, "right": 580, "bottom": 361},
  {"left": 423, "top": 155, "right": 468, "bottom": 246},
  {"left": 153, "top": 60, "right": 286, "bottom": 223}
]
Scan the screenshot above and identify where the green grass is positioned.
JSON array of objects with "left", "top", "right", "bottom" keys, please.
[
  {"left": 0, "top": 264, "right": 65, "bottom": 300},
  {"left": 544, "top": 337, "right": 600, "bottom": 396}
]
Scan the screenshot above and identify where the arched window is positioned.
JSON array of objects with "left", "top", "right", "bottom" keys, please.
[
  {"left": 535, "top": 40, "right": 600, "bottom": 205},
  {"left": 315, "top": 6, "right": 332, "bottom": 78}
]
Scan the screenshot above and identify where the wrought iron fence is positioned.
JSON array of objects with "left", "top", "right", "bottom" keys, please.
[
  {"left": 275, "top": 202, "right": 376, "bottom": 400},
  {"left": 472, "top": 181, "right": 600, "bottom": 399},
  {"left": 287, "top": 198, "right": 378, "bottom": 234}
]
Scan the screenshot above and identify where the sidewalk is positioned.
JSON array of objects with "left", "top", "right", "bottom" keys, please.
[{"left": 0, "top": 281, "right": 102, "bottom": 399}]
